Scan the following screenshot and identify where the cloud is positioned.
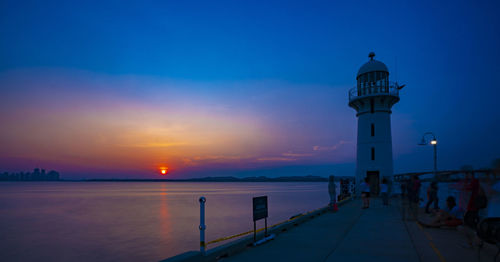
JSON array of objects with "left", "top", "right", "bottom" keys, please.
[
  {"left": 281, "top": 152, "right": 312, "bottom": 157},
  {"left": 181, "top": 155, "right": 254, "bottom": 167},
  {"left": 192, "top": 155, "right": 247, "bottom": 161},
  {"left": 0, "top": 68, "right": 360, "bottom": 178},
  {"left": 257, "top": 157, "right": 296, "bottom": 162},
  {"left": 254, "top": 151, "right": 314, "bottom": 162},
  {"left": 119, "top": 142, "right": 188, "bottom": 148},
  {"left": 183, "top": 152, "right": 314, "bottom": 167},
  {"left": 313, "top": 140, "right": 351, "bottom": 151}
]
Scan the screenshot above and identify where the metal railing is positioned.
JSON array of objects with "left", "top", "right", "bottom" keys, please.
[
  {"left": 348, "top": 83, "right": 399, "bottom": 102},
  {"left": 198, "top": 196, "right": 353, "bottom": 250},
  {"left": 393, "top": 169, "right": 498, "bottom": 183}
]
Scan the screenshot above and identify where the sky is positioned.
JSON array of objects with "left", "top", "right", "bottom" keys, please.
[{"left": 1, "top": 0, "right": 499, "bottom": 179}]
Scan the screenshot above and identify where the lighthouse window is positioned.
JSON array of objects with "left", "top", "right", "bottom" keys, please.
[
  {"left": 371, "top": 147, "right": 375, "bottom": 160},
  {"left": 371, "top": 124, "right": 375, "bottom": 137}
]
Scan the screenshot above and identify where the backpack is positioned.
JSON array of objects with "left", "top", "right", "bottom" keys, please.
[
  {"left": 476, "top": 187, "right": 488, "bottom": 209},
  {"left": 476, "top": 195, "right": 488, "bottom": 209}
]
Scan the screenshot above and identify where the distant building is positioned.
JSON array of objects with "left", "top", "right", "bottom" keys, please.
[
  {"left": 0, "top": 168, "right": 60, "bottom": 181},
  {"left": 348, "top": 52, "right": 402, "bottom": 195}
]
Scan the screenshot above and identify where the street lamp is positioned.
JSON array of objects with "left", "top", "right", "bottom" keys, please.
[{"left": 418, "top": 132, "right": 438, "bottom": 177}]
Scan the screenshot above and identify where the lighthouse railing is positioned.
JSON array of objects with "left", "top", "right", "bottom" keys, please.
[{"left": 349, "top": 83, "right": 399, "bottom": 102}]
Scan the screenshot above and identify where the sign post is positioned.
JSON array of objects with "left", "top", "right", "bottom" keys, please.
[
  {"left": 199, "top": 196, "right": 206, "bottom": 255},
  {"left": 252, "top": 196, "right": 268, "bottom": 243}
]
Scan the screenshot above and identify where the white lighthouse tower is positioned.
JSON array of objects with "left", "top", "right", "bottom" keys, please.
[{"left": 348, "top": 52, "right": 401, "bottom": 195}]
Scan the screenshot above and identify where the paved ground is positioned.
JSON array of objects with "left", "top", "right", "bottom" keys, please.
[{"left": 222, "top": 198, "right": 498, "bottom": 262}]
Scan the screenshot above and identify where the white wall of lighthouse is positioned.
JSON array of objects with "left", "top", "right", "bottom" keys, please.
[{"left": 349, "top": 52, "right": 401, "bottom": 194}]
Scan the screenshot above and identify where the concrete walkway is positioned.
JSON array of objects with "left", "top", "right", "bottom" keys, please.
[
  {"left": 221, "top": 198, "right": 500, "bottom": 262},
  {"left": 223, "top": 199, "right": 419, "bottom": 262}
]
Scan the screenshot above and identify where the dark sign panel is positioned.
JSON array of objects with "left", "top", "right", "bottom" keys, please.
[{"left": 253, "top": 196, "right": 268, "bottom": 221}]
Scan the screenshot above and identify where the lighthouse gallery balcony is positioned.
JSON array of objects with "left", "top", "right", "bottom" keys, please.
[{"left": 348, "top": 82, "right": 400, "bottom": 104}]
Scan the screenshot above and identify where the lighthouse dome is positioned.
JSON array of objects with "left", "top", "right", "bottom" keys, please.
[{"left": 356, "top": 52, "right": 389, "bottom": 79}]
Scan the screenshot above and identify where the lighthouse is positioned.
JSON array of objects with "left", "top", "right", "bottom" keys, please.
[{"left": 348, "top": 52, "right": 401, "bottom": 195}]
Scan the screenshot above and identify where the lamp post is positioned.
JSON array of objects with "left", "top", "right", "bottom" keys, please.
[{"left": 418, "top": 132, "right": 438, "bottom": 178}]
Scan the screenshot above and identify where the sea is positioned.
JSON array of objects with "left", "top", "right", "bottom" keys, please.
[{"left": 0, "top": 182, "right": 330, "bottom": 261}]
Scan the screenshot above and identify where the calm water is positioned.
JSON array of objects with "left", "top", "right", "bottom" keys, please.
[{"left": 0, "top": 182, "right": 329, "bottom": 261}]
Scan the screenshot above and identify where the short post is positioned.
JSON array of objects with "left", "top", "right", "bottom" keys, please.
[
  {"left": 199, "top": 196, "right": 206, "bottom": 255},
  {"left": 264, "top": 218, "right": 267, "bottom": 237},
  {"left": 253, "top": 221, "right": 256, "bottom": 242}
]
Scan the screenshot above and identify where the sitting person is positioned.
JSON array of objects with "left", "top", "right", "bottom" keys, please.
[
  {"left": 459, "top": 176, "right": 499, "bottom": 248},
  {"left": 419, "top": 196, "right": 464, "bottom": 228}
]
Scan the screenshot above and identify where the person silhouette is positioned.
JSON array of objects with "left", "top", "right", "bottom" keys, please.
[
  {"left": 360, "top": 178, "right": 371, "bottom": 209},
  {"left": 328, "top": 176, "right": 337, "bottom": 211}
]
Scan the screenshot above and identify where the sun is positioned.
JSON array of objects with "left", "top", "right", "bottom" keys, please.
[{"left": 160, "top": 167, "right": 168, "bottom": 175}]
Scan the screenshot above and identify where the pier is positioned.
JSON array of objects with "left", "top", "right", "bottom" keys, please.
[{"left": 163, "top": 197, "right": 499, "bottom": 262}]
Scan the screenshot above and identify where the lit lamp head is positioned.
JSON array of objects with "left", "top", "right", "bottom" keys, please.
[{"left": 431, "top": 139, "right": 437, "bottom": 145}]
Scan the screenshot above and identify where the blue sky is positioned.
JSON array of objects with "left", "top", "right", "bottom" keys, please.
[{"left": 1, "top": 0, "right": 499, "bottom": 178}]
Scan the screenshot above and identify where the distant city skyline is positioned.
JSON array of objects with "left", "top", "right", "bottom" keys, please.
[
  {"left": 1, "top": 168, "right": 60, "bottom": 181},
  {"left": 1, "top": 0, "right": 499, "bottom": 179}
]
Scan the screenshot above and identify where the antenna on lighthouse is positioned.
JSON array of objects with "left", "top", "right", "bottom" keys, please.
[
  {"left": 395, "top": 83, "right": 406, "bottom": 90},
  {"left": 369, "top": 52, "right": 375, "bottom": 60}
]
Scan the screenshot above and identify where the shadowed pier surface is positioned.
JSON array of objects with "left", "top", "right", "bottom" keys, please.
[{"left": 221, "top": 199, "right": 498, "bottom": 262}]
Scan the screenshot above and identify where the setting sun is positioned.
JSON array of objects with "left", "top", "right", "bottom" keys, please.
[{"left": 160, "top": 168, "right": 168, "bottom": 175}]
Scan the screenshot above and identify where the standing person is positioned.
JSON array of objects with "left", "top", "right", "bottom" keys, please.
[
  {"left": 328, "top": 176, "right": 337, "bottom": 211},
  {"left": 380, "top": 178, "right": 389, "bottom": 206},
  {"left": 459, "top": 173, "right": 497, "bottom": 248},
  {"left": 400, "top": 180, "right": 407, "bottom": 197},
  {"left": 463, "top": 172, "right": 480, "bottom": 228},
  {"left": 360, "top": 178, "right": 371, "bottom": 209},
  {"left": 408, "top": 176, "right": 422, "bottom": 221},
  {"left": 425, "top": 181, "right": 439, "bottom": 213},
  {"left": 400, "top": 179, "right": 409, "bottom": 220},
  {"left": 488, "top": 179, "right": 500, "bottom": 217}
]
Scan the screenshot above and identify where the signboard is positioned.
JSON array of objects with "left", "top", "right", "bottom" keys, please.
[{"left": 253, "top": 196, "right": 268, "bottom": 221}]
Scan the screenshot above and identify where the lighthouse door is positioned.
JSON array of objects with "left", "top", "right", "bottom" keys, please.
[{"left": 366, "top": 171, "right": 380, "bottom": 195}]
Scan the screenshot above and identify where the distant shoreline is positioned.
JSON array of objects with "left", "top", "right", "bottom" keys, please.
[
  {"left": 82, "top": 175, "right": 336, "bottom": 182},
  {"left": 1, "top": 175, "right": 357, "bottom": 182}
]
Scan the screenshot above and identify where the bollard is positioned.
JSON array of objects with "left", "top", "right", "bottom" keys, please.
[{"left": 199, "top": 196, "right": 206, "bottom": 255}]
